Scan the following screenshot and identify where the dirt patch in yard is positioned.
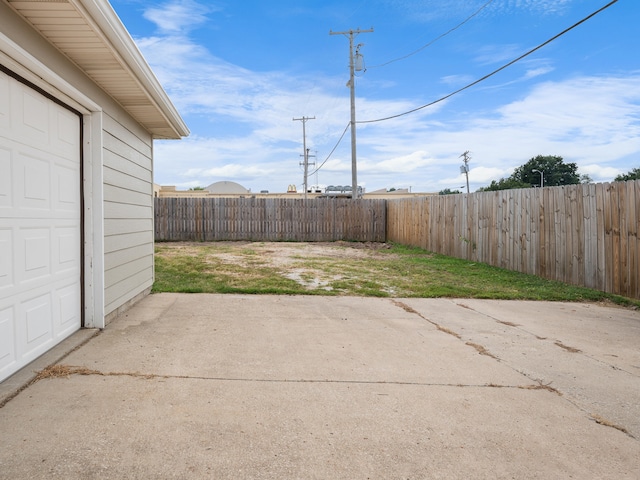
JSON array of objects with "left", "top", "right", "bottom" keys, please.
[
  {"left": 159, "top": 241, "right": 398, "bottom": 292},
  {"left": 154, "top": 241, "right": 639, "bottom": 305}
]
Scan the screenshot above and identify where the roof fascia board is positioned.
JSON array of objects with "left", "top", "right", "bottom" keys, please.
[
  {"left": 71, "top": 0, "right": 189, "bottom": 138},
  {"left": 0, "top": 31, "right": 101, "bottom": 115}
]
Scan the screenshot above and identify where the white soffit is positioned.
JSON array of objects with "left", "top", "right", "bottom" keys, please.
[{"left": 5, "top": 0, "right": 189, "bottom": 139}]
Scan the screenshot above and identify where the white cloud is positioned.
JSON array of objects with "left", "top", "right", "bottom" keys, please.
[
  {"left": 473, "top": 44, "right": 522, "bottom": 66},
  {"left": 140, "top": 0, "right": 639, "bottom": 193},
  {"left": 523, "top": 65, "right": 554, "bottom": 80},
  {"left": 510, "top": 0, "right": 573, "bottom": 15},
  {"left": 361, "top": 150, "right": 435, "bottom": 174},
  {"left": 348, "top": 73, "right": 640, "bottom": 191},
  {"left": 440, "top": 74, "right": 474, "bottom": 86},
  {"left": 580, "top": 164, "right": 625, "bottom": 183},
  {"left": 143, "top": 0, "right": 214, "bottom": 35}
]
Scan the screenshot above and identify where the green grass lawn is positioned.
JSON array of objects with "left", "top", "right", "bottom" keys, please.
[{"left": 153, "top": 242, "right": 639, "bottom": 308}]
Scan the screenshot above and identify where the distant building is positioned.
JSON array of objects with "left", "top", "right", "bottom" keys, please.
[{"left": 205, "top": 181, "right": 250, "bottom": 194}]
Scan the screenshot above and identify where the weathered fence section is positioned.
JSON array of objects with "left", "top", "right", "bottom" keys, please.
[
  {"left": 155, "top": 197, "right": 386, "bottom": 242},
  {"left": 154, "top": 181, "right": 639, "bottom": 299},
  {"left": 386, "top": 180, "right": 640, "bottom": 300}
]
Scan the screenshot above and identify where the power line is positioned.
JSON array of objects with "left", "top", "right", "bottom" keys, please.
[
  {"left": 358, "top": 0, "right": 619, "bottom": 125},
  {"left": 369, "top": 0, "right": 496, "bottom": 69},
  {"left": 308, "top": 122, "right": 351, "bottom": 177}
]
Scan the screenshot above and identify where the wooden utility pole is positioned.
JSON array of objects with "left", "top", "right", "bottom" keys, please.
[
  {"left": 330, "top": 27, "right": 373, "bottom": 199},
  {"left": 460, "top": 151, "right": 471, "bottom": 193},
  {"left": 293, "top": 116, "right": 315, "bottom": 199}
]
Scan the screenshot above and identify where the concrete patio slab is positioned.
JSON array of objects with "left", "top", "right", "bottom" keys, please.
[
  {"left": 402, "top": 298, "right": 640, "bottom": 439},
  {"left": 0, "top": 293, "right": 638, "bottom": 479}
]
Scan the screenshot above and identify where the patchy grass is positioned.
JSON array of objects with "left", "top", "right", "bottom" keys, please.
[
  {"left": 153, "top": 241, "right": 640, "bottom": 307},
  {"left": 153, "top": 243, "right": 302, "bottom": 295}
]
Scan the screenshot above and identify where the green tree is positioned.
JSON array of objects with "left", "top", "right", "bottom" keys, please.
[
  {"left": 189, "top": 186, "right": 205, "bottom": 191},
  {"left": 478, "top": 155, "right": 582, "bottom": 192},
  {"left": 614, "top": 167, "right": 640, "bottom": 182},
  {"left": 439, "top": 188, "right": 462, "bottom": 195},
  {"left": 511, "top": 155, "right": 580, "bottom": 187},
  {"left": 580, "top": 174, "right": 593, "bottom": 184},
  {"left": 477, "top": 178, "right": 528, "bottom": 192}
]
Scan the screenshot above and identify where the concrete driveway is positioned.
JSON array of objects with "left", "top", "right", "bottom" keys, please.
[{"left": 1, "top": 293, "right": 639, "bottom": 479}]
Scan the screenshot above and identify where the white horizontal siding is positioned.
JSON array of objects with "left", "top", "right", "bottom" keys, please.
[
  {"left": 104, "top": 201, "right": 152, "bottom": 220},
  {"left": 104, "top": 218, "right": 153, "bottom": 236},
  {"left": 104, "top": 148, "right": 152, "bottom": 180},
  {"left": 104, "top": 164, "right": 152, "bottom": 194},
  {"left": 102, "top": 113, "right": 154, "bottom": 316},
  {"left": 103, "top": 243, "right": 153, "bottom": 271},
  {"left": 104, "top": 231, "right": 152, "bottom": 254},
  {"left": 103, "top": 184, "right": 151, "bottom": 208},
  {"left": 103, "top": 115, "right": 152, "bottom": 160},
  {"left": 104, "top": 267, "right": 153, "bottom": 313},
  {"left": 105, "top": 256, "right": 153, "bottom": 286}
]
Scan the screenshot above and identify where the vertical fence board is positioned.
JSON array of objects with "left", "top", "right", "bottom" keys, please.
[
  {"left": 583, "top": 184, "right": 597, "bottom": 289},
  {"left": 618, "top": 184, "right": 629, "bottom": 297},
  {"left": 155, "top": 197, "right": 386, "bottom": 243},
  {"left": 631, "top": 181, "right": 640, "bottom": 299},
  {"left": 535, "top": 188, "right": 545, "bottom": 277},
  {"left": 569, "top": 186, "right": 581, "bottom": 285},
  {"left": 610, "top": 183, "right": 621, "bottom": 294}
]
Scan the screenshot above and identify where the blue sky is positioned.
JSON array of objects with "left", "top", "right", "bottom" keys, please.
[{"left": 110, "top": 0, "right": 638, "bottom": 193}]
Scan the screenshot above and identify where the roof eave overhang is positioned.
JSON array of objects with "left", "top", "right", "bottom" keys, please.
[{"left": 5, "top": 0, "right": 189, "bottom": 139}]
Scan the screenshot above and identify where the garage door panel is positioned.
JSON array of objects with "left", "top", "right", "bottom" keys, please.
[
  {"left": 20, "top": 227, "right": 51, "bottom": 283},
  {"left": 54, "top": 161, "right": 80, "bottom": 210},
  {"left": 0, "top": 147, "right": 11, "bottom": 208},
  {"left": 20, "top": 151, "right": 51, "bottom": 210},
  {"left": 0, "top": 229, "right": 11, "bottom": 289},
  {"left": 14, "top": 84, "right": 49, "bottom": 143},
  {"left": 56, "top": 282, "right": 81, "bottom": 335},
  {"left": 0, "top": 147, "right": 13, "bottom": 212},
  {"left": 51, "top": 107, "right": 80, "bottom": 157},
  {"left": 0, "top": 306, "right": 15, "bottom": 374},
  {"left": 23, "top": 292, "right": 53, "bottom": 346},
  {"left": 55, "top": 225, "right": 80, "bottom": 274},
  {"left": 0, "top": 69, "right": 81, "bottom": 382},
  {"left": 0, "top": 73, "right": 9, "bottom": 128},
  {"left": 1, "top": 156, "right": 79, "bottom": 220}
]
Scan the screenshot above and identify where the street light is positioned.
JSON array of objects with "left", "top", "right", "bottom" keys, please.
[{"left": 532, "top": 169, "right": 544, "bottom": 188}]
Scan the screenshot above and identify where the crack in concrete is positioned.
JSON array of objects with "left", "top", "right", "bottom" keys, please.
[
  {"left": 389, "top": 299, "right": 564, "bottom": 397},
  {"left": 590, "top": 414, "right": 632, "bottom": 436},
  {"left": 451, "top": 300, "right": 640, "bottom": 378},
  {"left": 28, "top": 364, "right": 557, "bottom": 392},
  {"left": 388, "top": 299, "right": 640, "bottom": 439},
  {"left": 0, "top": 330, "right": 102, "bottom": 409}
]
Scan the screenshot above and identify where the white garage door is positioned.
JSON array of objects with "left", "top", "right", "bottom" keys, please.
[{"left": 0, "top": 68, "right": 82, "bottom": 382}]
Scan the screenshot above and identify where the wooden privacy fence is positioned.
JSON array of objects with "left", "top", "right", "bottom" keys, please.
[
  {"left": 155, "top": 197, "right": 386, "bottom": 242},
  {"left": 386, "top": 180, "right": 640, "bottom": 300}
]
